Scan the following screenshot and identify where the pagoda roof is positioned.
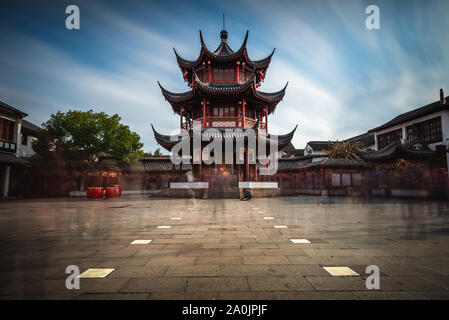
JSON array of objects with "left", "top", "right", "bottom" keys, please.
[
  {"left": 173, "top": 30, "right": 275, "bottom": 70},
  {"left": 158, "top": 75, "right": 287, "bottom": 114},
  {"left": 152, "top": 125, "right": 297, "bottom": 152}
]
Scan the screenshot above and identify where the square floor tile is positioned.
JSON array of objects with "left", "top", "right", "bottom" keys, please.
[
  {"left": 78, "top": 268, "right": 115, "bottom": 278},
  {"left": 274, "top": 225, "right": 288, "bottom": 228},
  {"left": 290, "top": 239, "right": 311, "bottom": 244},
  {"left": 323, "top": 266, "right": 359, "bottom": 276},
  {"left": 157, "top": 226, "right": 172, "bottom": 229},
  {"left": 131, "top": 240, "right": 152, "bottom": 245},
  {"left": 264, "top": 217, "right": 275, "bottom": 220}
]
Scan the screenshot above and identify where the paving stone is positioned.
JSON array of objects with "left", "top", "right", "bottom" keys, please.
[
  {"left": 165, "top": 265, "right": 219, "bottom": 277},
  {"left": 196, "top": 256, "right": 243, "bottom": 265},
  {"left": 147, "top": 256, "right": 196, "bottom": 266},
  {"left": 119, "top": 277, "right": 189, "bottom": 293},
  {"left": 243, "top": 256, "right": 291, "bottom": 265},
  {"left": 219, "top": 291, "right": 358, "bottom": 300},
  {"left": 186, "top": 277, "right": 249, "bottom": 292},
  {"left": 305, "top": 276, "right": 366, "bottom": 291},
  {"left": 1, "top": 196, "right": 449, "bottom": 299},
  {"left": 248, "top": 276, "right": 314, "bottom": 291}
]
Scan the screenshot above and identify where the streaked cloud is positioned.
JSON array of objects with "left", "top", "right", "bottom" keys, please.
[{"left": 0, "top": 0, "right": 448, "bottom": 151}]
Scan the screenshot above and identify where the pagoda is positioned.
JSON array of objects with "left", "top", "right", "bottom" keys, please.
[{"left": 152, "top": 27, "right": 296, "bottom": 190}]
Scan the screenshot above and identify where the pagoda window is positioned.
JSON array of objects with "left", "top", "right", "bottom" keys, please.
[{"left": 213, "top": 68, "right": 235, "bottom": 81}]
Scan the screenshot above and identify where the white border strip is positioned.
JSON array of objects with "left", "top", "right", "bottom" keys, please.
[
  {"left": 170, "top": 182, "right": 209, "bottom": 189},
  {"left": 238, "top": 182, "right": 278, "bottom": 189}
]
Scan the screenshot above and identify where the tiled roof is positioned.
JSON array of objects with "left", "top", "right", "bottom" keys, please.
[
  {"left": 370, "top": 97, "right": 449, "bottom": 132},
  {"left": 21, "top": 119, "right": 39, "bottom": 133},
  {"left": 0, "top": 152, "right": 29, "bottom": 165},
  {"left": 140, "top": 158, "right": 192, "bottom": 172},
  {"left": 173, "top": 30, "right": 274, "bottom": 71},
  {"left": 152, "top": 125, "right": 297, "bottom": 152},
  {"left": 306, "top": 141, "right": 336, "bottom": 151},
  {"left": 0, "top": 100, "right": 27, "bottom": 118},
  {"left": 345, "top": 132, "right": 375, "bottom": 147},
  {"left": 357, "top": 137, "right": 437, "bottom": 162},
  {"left": 320, "top": 158, "right": 367, "bottom": 168}
]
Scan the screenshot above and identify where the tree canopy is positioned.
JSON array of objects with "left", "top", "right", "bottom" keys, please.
[
  {"left": 33, "top": 110, "right": 144, "bottom": 164},
  {"left": 327, "top": 141, "right": 361, "bottom": 160}
]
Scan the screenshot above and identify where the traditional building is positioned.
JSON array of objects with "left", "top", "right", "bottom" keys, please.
[
  {"left": 0, "top": 100, "right": 39, "bottom": 198},
  {"left": 367, "top": 89, "right": 449, "bottom": 169},
  {"left": 152, "top": 28, "right": 296, "bottom": 195}
]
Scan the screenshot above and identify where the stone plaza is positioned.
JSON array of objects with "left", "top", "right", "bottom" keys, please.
[{"left": 1, "top": 195, "right": 449, "bottom": 300}]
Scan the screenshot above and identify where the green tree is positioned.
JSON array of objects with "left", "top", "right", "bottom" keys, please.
[
  {"left": 328, "top": 141, "right": 361, "bottom": 160},
  {"left": 153, "top": 148, "right": 162, "bottom": 156},
  {"left": 33, "top": 110, "right": 144, "bottom": 164}
]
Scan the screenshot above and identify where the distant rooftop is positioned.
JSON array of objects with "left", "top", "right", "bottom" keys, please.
[{"left": 0, "top": 100, "right": 28, "bottom": 118}]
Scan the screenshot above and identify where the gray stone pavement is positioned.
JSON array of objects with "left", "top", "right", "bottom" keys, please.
[{"left": 0, "top": 195, "right": 449, "bottom": 300}]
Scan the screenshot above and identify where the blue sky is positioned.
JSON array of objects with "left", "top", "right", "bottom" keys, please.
[{"left": 0, "top": 0, "right": 448, "bottom": 152}]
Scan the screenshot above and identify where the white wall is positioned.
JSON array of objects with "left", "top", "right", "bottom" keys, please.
[{"left": 17, "top": 134, "right": 36, "bottom": 158}]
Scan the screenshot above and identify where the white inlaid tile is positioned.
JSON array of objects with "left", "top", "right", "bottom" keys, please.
[
  {"left": 157, "top": 226, "right": 172, "bottom": 229},
  {"left": 131, "top": 240, "right": 152, "bottom": 245},
  {"left": 290, "top": 239, "right": 311, "bottom": 244},
  {"left": 264, "top": 217, "right": 275, "bottom": 220},
  {"left": 171, "top": 217, "right": 182, "bottom": 220},
  {"left": 273, "top": 225, "right": 288, "bottom": 228},
  {"left": 78, "top": 268, "right": 115, "bottom": 278},
  {"left": 323, "top": 266, "right": 359, "bottom": 276}
]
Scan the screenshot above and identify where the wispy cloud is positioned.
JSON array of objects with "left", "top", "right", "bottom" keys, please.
[{"left": 0, "top": 0, "right": 448, "bottom": 151}]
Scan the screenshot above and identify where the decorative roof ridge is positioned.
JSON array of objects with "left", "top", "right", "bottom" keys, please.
[
  {"left": 157, "top": 81, "right": 193, "bottom": 101},
  {"left": 173, "top": 48, "right": 200, "bottom": 67},
  {"left": 248, "top": 48, "right": 276, "bottom": 67},
  {"left": 254, "top": 82, "right": 288, "bottom": 101},
  {"left": 199, "top": 30, "right": 249, "bottom": 60},
  {"left": 193, "top": 71, "right": 255, "bottom": 93}
]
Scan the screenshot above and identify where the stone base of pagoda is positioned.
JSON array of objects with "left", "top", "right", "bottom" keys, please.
[
  {"left": 238, "top": 182, "right": 280, "bottom": 199},
  {"left": 170, "top": 182, "right": 209, "bottom": 189},
  {"left": 238, "top": 182, "right": 278, "bottom": 189}
]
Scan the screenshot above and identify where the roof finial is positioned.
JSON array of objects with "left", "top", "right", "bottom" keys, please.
[{"left": 220, "top": 13, "right": 228, "bottom": 42}]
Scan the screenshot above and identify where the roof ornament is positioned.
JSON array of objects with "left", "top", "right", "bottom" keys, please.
[
  {"left": 440, "top": 88, "right": 445, "bottom": 104},
  {"left": 220, "top": 13, "right": 228, "bottom": 42}
]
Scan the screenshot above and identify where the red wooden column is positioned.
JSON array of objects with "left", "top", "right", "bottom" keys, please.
[
  {"left": 236, "top": 61, "right": 240, "bottom": 82},
  {"left": 264, "top": 107, "right": 268, "bottom": 131},
  {"left": 255, "top": 162, "right": 258, "bottom": 181},
  {"left": 202, "top": 100, "right": 206, "bottom": 128},
  {"left": 242, "top": 99, "right": 246, "bottom": 128},
  {"left": 208, "top": 61, "right": 211, "bottom": 82},
  {"left": 180, "top": 107, "right": 184, "bottom": 130}
]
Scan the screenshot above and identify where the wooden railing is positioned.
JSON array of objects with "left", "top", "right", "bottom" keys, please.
[
  {"left": 187, "top": 117, "right": 266, "bottom": 129},
  {"left": 0, "top": 140, "right": 16, "bottom": 153}
]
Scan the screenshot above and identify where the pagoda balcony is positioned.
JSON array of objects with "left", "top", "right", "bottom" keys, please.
[{"left": 186, "top": 117, "right": 267, "bottom": 129}]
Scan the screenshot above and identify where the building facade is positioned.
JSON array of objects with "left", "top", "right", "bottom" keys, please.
[{"left": 0, "top": 100, "right": 38, "bottom": 198}]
